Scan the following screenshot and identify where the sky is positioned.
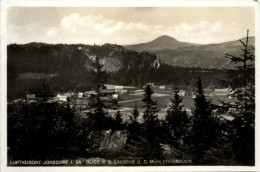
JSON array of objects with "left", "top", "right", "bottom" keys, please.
[{"left": 7, "top": 7, "right": 255, "bottom": 45}]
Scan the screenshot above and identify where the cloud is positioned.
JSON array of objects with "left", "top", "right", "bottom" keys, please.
[
  {"left": 172, "top": 21, "right": 242, "bottom": 44},
  {"left": 51, "top": 13, "right": 167, "bottom": 44},
  {"left": 46, "top": 27, "right": 58, "bottom": 37},
  {"left": 59, "top": 13, "right": 156, "bottom": 39},
  {"left": 8, "top": 12, "right": 248, "bottom": 45}
]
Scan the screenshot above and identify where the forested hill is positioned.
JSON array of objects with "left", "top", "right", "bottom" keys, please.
[
  {"left": 125, "top": 35, "right": 255, "bottom": 69},
  {"left": 8, "top": 42, "right": 139, "bottom": 76},
  {"left": 7, "top": 43, "right": 225, "bottom": 99}
]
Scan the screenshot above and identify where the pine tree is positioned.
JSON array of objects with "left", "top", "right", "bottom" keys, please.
[
  {"left": 219, "top": 30, "right": 255, "bottom": 165},
  {"left": 189, "top": 77, "right": 220, "bottom": 163},
  {"left": 124, "top": 103, "right": 141, "bottom": 157},
  {"left": 165, "top": 88, "right": 190, "bottom": 149},
  {"left": 88, "top": 56, "right": 112, "bottom": 130},
  {"left": 114, "top": 109, "right": 125, "bottom": 130},
  {"left": 92, "top": 56, "right": 107, "bottom": 114},
  {"left": 127, "top": 102, "right": 140, "bottom": 134},
  {"left": 130, "top": 102, "right": 139, "bottom": 123},
  {"left": 40, "top": 74, "right": 52, "bottom": 104},
  {"left": 142, "top": 84, "right": 160, "bottom": 136},
  {"left": 140, "top": 84, "right": 163, "bottom": 159}
]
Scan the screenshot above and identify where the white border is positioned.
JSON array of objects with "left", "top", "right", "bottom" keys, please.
[
  {"left": 1, "top": 0, "right": 258, "bottom": 7},
  {"left": 1, "top": 0, "right": 259, "bottom": 172}
]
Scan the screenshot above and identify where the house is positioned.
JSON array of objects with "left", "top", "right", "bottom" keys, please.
[
  {"left": 147, "top": 82, "right": 155, "bottom": 86},
  {"left": 26, "top": 94, "right": 35, "bottom": 99},
  {"left": 104, "top": 84, "right": 116, "bottom": 90},
  {"left": 57, "top": 94, "right": 68, "bottom": 102},
  {"left": 115, "top": 86, "right": 124, "bottom": 90},
  {"left": 63, "top": 92, "right": 74, "bottom": 97},
  {"left": 111, "top": 94, "right": 119, "bottom": 100},
  {"left": 115, "top": 90, "right": 128, "bottom": 94},
  {"left": 159, "top": 86, "right": 166, "bottom": 91},
  {"left": 13, "top": 99, "right": 26, "bottom": 103},
  {"left": 28, "top": 100, "right": 37, "bottom": 103},
  {"left": 120, "top": 90, "right": 128, "bottom": 94},
  {"left": 178, "top": 90, "right": 186, "bottom": 96},
  {"left": 84, "top": 90, "right": 97, "bottom": 97},
  {"left": 213, "top": 88, "right": 230, "bottom": 96},
  {"left": 114, "top": 86, "right": 127, "bottom": 94},
  {"left": 78, "top": 92, "right": 84, "bottom": 98}
]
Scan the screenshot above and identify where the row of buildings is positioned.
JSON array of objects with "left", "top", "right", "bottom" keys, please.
[{"left": 12, "top": 84, "right": 232, "bottom": 104}]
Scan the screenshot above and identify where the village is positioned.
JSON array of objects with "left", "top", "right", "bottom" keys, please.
[{"left": 11, "top": 83, "right": 232, "bottom": 123}]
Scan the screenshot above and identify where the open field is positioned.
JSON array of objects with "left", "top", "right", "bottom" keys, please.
[
  {"left": 113, "top": 91, "right": 232, "bottom": 123},
  {"left": 119, "top": 92, "right": 231, "bottom": 109}
]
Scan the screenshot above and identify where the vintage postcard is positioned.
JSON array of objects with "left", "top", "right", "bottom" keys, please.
[{"left": 0, "top": 0, "right": 259, "bottom": 171}]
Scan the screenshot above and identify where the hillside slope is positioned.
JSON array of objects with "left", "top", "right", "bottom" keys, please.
[{"left": 125, "top": 35, "right": 255, "bottom": 69}]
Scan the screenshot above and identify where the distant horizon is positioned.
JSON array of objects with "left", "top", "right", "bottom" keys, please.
[
  {"left": 7, "top": 34, "right": 255, "bottom": 46},
  {"left": 7, "top": 7, "right": 255, "bottom": 45}
]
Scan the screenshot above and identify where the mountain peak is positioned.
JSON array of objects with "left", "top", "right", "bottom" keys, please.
[
  {"left": 152, "top": 35, "right": 178, "bottom": 42},
  {"left": 125, "top": 35, "right": 194, "bottom": 52}
]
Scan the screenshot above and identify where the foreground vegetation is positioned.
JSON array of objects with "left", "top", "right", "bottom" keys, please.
[{"left": 8, "top": 31, "right": 254, "bottom": 165}]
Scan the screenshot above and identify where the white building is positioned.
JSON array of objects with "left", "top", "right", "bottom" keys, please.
[
  {"left": 159, "top": 86, "right": 166, "bottom": 91},
  {"left": 115, "top": 90, "right": 128, "bottom": 94},
  {"left": 115, "top": 86, "right": 124, "bottom": 90},
  {"left": 26, "top": 94, "right": 35, "bottom": 99},
  {"left": 147, "top": 83, "right": 155, "bottom": 86},
  {"left": 57, "top": 94, "right": 68, "bottom": 102},
  {"left": 213, "top": 88, "right": 230, "bottom": 96},
  {"left": 115, "top": 86, "right": 126, "bottom": 94},
  {"left": 84, "top": 90, "right": 97, "bottom": 96},
  {"left": 111, "top": 94, "right": 119, "bottom": 100},
  {"left": 78, "top": 92, "right": 84, "bottom": 98}
]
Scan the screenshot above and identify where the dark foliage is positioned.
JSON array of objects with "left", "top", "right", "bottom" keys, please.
[
  {"left": 218, "top": 30, "right": 255, "bottom": 165},
  {"left": 8, "top": 101, "right": 83, "bottom": 160},
  {"left": 163, "top": 88, "right": 190, "bottom": 149},
  {"left": 113, "top": 110, "right": 126, "bottom": 130},
  {"left": 140, "top": 85, "right": 163, "bottom": 159},
  {"left": 7, "top": 35, "right": 255, "bottom": 165},
  {"left": 87, "top": 56, "right": 114, "bottom": 131},
  {"left": 188, "top": 77, "right": 221, "bottom": 164}
]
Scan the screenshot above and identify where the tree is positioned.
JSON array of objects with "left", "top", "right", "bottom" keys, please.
[
  {"left": 60, "top": 104, "right": 76, "bottom": 154},
  {"left": 189, "top": 77, "right": 220, "bottom": 163},
  {"left": 140, "top": 84, "right": 163, "bottom": 159},
  {"left": 88, "top": 56, "right": 112, "bottom": 130},
  {"left": 114, "top": 109, "right": 125, "bottom": 130},
  {"left": 219, "top": 30, "right": 255, "bottom": 165},
  {"left": 92, "top": 56, "right": 107, "bottom": 114},
  {"left": 142, "top": 85, "right": 160, "bottom": 136},
  {"left": 124, "top": 103, "right": 141, "bottom": 158},
  {"left": 40, "top": 74, "right": 50, "bottom": 103},
  {"left": 164, "top": 88, "right": 190, "bottom": 149},
  {"left": 130, "top": 102, "right": 139, "bottom": 124},
  {"left": 127, "top": 102, "right": 140, "bottom": 136}
]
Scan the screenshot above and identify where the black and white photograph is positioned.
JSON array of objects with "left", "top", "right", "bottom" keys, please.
[{"left": 0, "top": 0, "right": 259, "bottom": 171}]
